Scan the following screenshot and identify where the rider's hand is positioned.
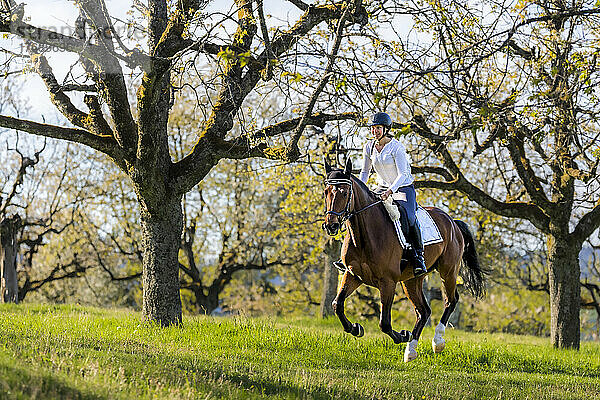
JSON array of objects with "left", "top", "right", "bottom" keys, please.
[{"left": 381, "top": 189, "right": 393, "bottom": 201}]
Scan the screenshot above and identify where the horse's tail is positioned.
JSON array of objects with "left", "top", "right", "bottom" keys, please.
[{"left": 454, "top": 219, "right": 487, "bottom": 299}]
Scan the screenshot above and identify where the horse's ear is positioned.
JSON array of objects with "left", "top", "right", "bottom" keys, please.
[
  {"left": 324, "top": 157, "right": 332, "bottom": 175},
  {"left": 344, "top": 158, "right": 352, "bottom": 175}
]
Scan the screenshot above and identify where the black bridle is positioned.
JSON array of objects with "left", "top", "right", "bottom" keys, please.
[
  {"left": 323, "top": 177, "right": 382, "bottom": 234},
  {"left": 324, "top": 178, "right": 354, "bottom": 224}
]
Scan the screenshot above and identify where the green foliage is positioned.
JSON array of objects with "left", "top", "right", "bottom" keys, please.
[
  {"left": 461, "top": 286, "right": 550, "bottom": 336},
  {"left": 1, "top": 304, "right": 599, "bottom": 400},
  {"left": 281, "top": 71, "right": 303, "bottom": 83}
]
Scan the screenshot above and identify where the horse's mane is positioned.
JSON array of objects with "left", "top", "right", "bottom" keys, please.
[{"left": 349, "top": 174, "right": 379, "bottom": 201}]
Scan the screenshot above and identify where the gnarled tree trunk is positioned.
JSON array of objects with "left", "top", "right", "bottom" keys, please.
[
  {"left": 547, "top": 232, "right": 581, "bottom": 349},
  {"left": 321, "top": 238, "right": 340, "bottom": 317},
  {"left": 0, "top": 215, "right": 20, "bottom": 303},
  {"left": 140, "top": 196, "right": 183, "bottom": 326},
  {"left": 195, "top": 287, "right": 219, "bottom": 315}
]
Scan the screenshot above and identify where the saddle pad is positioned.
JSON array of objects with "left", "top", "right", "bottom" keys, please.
[
  {"left": 393, "top": 219, "right": 409, "bottom": 248},
  {"left": 417, "top": 206, "right": 443, "bottom": 245},
  {"left": 393, "top": 206, "right": 443, "bottom": 249}
]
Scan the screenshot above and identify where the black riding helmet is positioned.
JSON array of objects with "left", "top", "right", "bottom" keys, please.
[{"left": 368, "top": 112, "right": 392, "bottom": 132}]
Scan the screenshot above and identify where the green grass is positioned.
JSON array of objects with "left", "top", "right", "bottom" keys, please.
[{"left": 0, "top": 304, "right": 599, "bottom": 399}]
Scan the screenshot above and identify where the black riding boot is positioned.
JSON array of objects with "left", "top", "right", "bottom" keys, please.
[{"left": 409, "top": 220, "right": 427, "bottom": 276}]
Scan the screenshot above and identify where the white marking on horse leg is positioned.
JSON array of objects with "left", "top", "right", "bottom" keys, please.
[
  {"left": 404, "top": 339, "right": 419, "bottom": 362},
  {"left": 432, "top": 322, "right": 446, "bottom": 353}
]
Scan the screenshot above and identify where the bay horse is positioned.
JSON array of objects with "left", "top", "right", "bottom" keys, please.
[{"left": 323, "top": 158, "right": 486, "bottom": 362}]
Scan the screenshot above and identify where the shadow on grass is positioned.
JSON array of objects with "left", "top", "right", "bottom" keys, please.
[
  {"left": 100, "top": 344, "right": 374, "bottom": 400},
  {"left": 0, "top": 360, "right": 107, "bottom": 400},
  {"left": 2, "top": 332, "right": 376, "bottom": 400},
  {"left": 186, "top": 365, "right": 369, "bottom": 400}
]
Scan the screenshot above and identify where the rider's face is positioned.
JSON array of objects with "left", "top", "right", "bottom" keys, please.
[{"left": 370, "top": 125, "right": 385, "bottom": 140}]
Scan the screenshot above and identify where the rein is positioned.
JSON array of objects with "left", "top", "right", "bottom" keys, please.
[{"left": 348, "top": 199, "right": 383, "bottom": 219}]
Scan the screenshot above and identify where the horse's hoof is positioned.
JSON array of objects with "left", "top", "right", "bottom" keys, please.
[
  {"left": 352, "top": 323, "right": 364, "bottom": 337},
  {"left": 432, "top": 336, "right": 446, "bottom": 353},
  {"left": 404, "top": 351, "right": 418, "bottom": 363},
  {"left": 432, "top": 323, "right": 446, "bottom": 353},
  {"left": 404, "top": 339, "right": 419, "bottom": 362}
]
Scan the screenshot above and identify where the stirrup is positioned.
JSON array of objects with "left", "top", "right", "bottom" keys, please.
[{"left": 413, "top": 255, "right": 427, "bottom": 276}]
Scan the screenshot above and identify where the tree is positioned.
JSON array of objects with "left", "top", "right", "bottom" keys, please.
[
  {"left": 0, "top": 0, "right": 368, "bottom": 325},
  {"left": 320, "top": 238, "right": 340, "bottom": 317},
  {"left": 581, "top": 239, "right": 600, "bottom": 336},
  {"left": 0, "top": 214, "right": 20, "bottom": 302},
  {"left": 361, "top": 0, "right": 600, "bottom": 348},
  {"left": 178, "top": 160, "right": 291, "bottom": 314},
  {"left": 0, "top": 138, "right": 107, "bottom": 303},
  {"left": 0, "top": 78, "right": 87, "bottom": 303},
  {"left": 0, "top": 145, "right": 33, "bottom": 304}
]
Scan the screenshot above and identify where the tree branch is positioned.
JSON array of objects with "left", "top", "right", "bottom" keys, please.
[
  {"left": 0, "top": 115, "right": 125, "bottom": 168},
  {"left": 0, "top": 14, "right": 106, "bottom": 63},
  {"left": 31, "top": 54, "right": 113, "bottom": 137},
  {"left": 502, "top": 125, "right": 553, "bottom": 213},
  {"left": 287, "top": 0, "right": 309, "bottom": 11},
  {"left": 284, "top": 0, "right": 354, "bottom": 161},
  {"left": 412, "top": 165, "right": 454, "bottom": 181},
  {"left": 153, "top": 0, "right": 208, "bottom": 58},
  {"left": 170, "top": 1, "right": 367, "bottom": 194},
  {"left": 410, "top": 116, "right": 551, "bottom": 233},
  {"left": 0, "top": 141, "right": 43, "bottom": 216},
  {"left": 572, "top": 204, "right": 600, "bottom": 246},
  {"left": 256, "top": 0, "right": 273, "bottom": 80},
  {"left": 75, "top": 0, "right": 139, "bottom": 155},
  {"left": 21, "top": 257, "right": 89, "bottom": 294}
]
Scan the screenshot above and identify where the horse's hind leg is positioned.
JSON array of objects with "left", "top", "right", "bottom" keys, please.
[
  {"left": 432, "top": 274, "right": 459, "bottom": 353},
  {"left": 378, "top": 279, "right": 413, "bottom": 344},
  {"left": 401, "top": 277, "right": 431, "bottom": 362},
  {"left": 332, "top": 271, "right": 364, "bottom": 337}
]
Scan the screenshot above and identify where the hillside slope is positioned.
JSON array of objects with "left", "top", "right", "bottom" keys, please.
[{"left": 0, "top": 304, "right": 599, "bottom": 399}]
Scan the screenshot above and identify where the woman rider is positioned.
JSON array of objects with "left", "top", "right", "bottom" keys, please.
[{"left": 359, "top": 111, "right": 427, "bottom": 276}]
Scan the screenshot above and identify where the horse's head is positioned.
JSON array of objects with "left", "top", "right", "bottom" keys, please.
[{"left": 322, "top": 158, "right": 354, "bottom": 236}]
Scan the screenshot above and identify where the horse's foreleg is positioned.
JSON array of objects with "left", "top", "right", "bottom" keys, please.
[
  {"left": 401, "top": 278, "right": 431, "bottom": 362},
  {"left": 332, "top": 271, "right": 363, "bottom": 337},
  {"left": 378, "top": 279, "right": 413, "bottom": 344},
  {"left": 433, "top": 280, "right": 459, "bottom": 353}
]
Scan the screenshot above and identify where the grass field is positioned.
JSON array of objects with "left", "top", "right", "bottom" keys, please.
[{"left": 0, "top": 304, "right": 599, "bottom": 399}]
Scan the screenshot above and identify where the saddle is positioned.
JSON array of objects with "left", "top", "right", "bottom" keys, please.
[{"left": 376, "top": 189, "right": 443, "bottom": 249}]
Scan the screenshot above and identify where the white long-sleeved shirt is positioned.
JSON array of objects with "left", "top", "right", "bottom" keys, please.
[{"left": 359, "top": 138, "right": 414, "bottom": 191}]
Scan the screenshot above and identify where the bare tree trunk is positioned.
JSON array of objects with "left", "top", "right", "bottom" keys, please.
[
  {"left": 0, "top": 215, "right": 20, "bottom": 303},
  {"left": 192, "top": 286, "right": 220, "bottom": 315},
  {"left": 202, "top": 291, "right": 219, "bottom": 315},
  {"left": 140, "top": 197, "right": 183, "bottom": 326},
  {"left": 321, "top": 238, "right": 340, "bottom": 317},
  {"left": 547, "top": 233, "right": 581, "bottom": 349}
]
